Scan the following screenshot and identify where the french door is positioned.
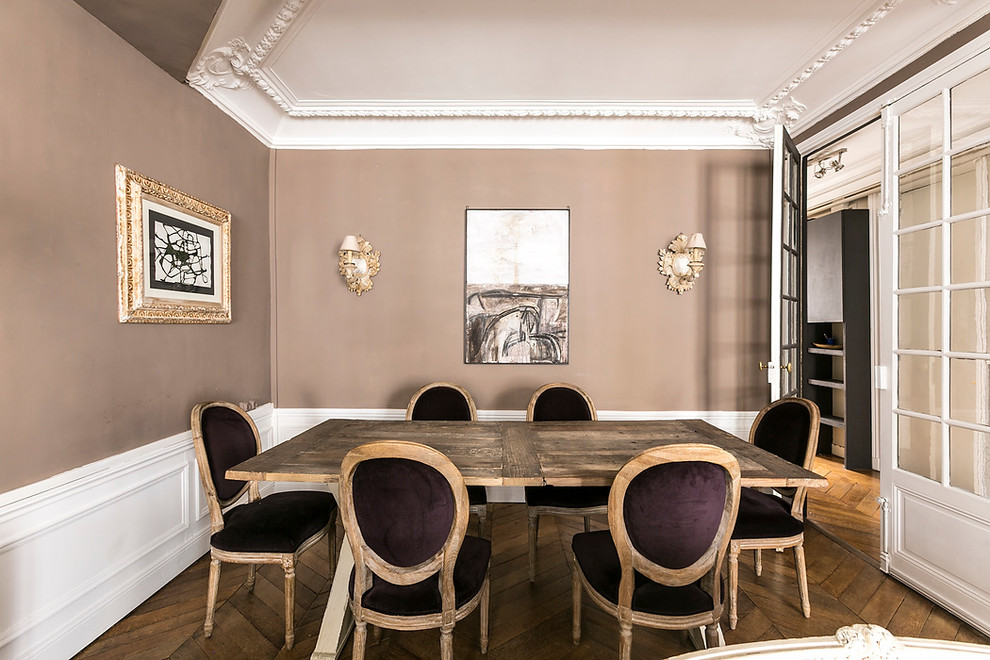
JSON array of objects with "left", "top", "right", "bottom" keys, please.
[
  {"left": 880, "top": 52, "right": 990, "bottom": 630},
  {"left": 768, "top": 124, "right": 803, "bottom": 401}
]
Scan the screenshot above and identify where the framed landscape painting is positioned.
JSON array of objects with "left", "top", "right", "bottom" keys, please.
[
  {"left": 116, "top": 165, "right": 231, "bottom": 323},
  {"left": 465, "top": 208, "right": 569, "bottom": 364}
]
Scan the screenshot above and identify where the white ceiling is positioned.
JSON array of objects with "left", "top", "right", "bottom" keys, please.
[{"left": 187, "top": 0, "right": 990, "bottom": 148}]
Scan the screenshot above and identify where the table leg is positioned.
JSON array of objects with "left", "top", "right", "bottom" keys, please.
[{"left": 311, "top": 538, "right": 354, "bottom": 660}]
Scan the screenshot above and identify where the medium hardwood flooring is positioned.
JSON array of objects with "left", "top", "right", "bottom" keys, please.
[
  {"left": 76, "top": 474, "right": 987, "bottom": 659},
  {"left": 806, "top": 454, "right": 882, "bottom": 564}
]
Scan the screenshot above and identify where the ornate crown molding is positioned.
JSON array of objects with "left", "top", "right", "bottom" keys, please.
[
  {"left": 188, "top": 0, "right": 309, "bottom": 94},
  {"left": 187, "top": 0, "right": 894, "bottom": 140},
  {"left": 762, "top": 0, "right": 902, "bottom": 111}
]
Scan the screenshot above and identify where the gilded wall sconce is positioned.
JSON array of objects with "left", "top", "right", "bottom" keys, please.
[
  {"left": 657, "top": 233, "right": 707, "bottom": 294},
  {"left": 338, "top": 235, "right": 380, "bottom": 296}
]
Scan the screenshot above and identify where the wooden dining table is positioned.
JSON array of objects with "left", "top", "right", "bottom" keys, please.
[{"left": 228, "top": 418, "right": 828, "bottom": 660}]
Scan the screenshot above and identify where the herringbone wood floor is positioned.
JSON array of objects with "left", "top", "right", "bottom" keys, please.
[{"left": 76, "top": 461, "right": 988, "bottom": 660}]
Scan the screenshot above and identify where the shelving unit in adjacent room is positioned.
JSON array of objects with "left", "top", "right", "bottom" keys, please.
[{"left": 803, "top": 209, "right": 872, "bottom": 470}]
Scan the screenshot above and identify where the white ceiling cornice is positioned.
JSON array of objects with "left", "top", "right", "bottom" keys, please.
[{"left": 187, "top": 0, "right": 990, "bottom": 149}]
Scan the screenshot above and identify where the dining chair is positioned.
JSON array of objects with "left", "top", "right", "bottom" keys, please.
[
  {"left": 339, "top": 440, "right": 491, "bottom": 660},
  {"left": 571, "top": 443, "right": 741, "bottom": 658},
  {"left": 525, "top": 382, "right": 609, "bottom": 582},
  {"left": 406, "top": 382, "right": 491, "bottom": 537},
  {"left": 727, "top": 396, "right": 821, "bottom": 629},
  {"left": 191, "top": 401, "right": 338, "bottom": 650}
]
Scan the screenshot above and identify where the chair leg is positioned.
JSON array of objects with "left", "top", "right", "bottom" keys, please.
[
  {"left": 794, "top": 543, "right": 811, "bottom": 618},
  {"left": 583, "top": 515, "right": 591, "bottom": 533},
  {"left": 329, "top": 520, "right": 339, "bottom": 576},
  {"left": 571, "top": 564, "right": 582, "bottom": 644},
  {"left": 205, "top": 555, "right": 221, "bottom": 637},
  {"left": 246, "top": 564, "right": 256, "bottom": 591},
  {"left": 728, "top": 543, "right": 739, "bottom": 630},
  {"left": 283, "top": 558, "right": 296, "bottom": 650},
  {"left": 528, "top": 509, "right": 540, "bottom": 583},
  {"left": 476, "top": 505, "right": 488, "bottom": 539},
  {"left": 440, "top": 625, "right": 454, "bottom": 660},
  {"left": 483, "top": 504, "right": 493, "bottom": 539},
  {"left": 353, "top": 620, "right": 367, "bottom": 660},
  {"left": 480, "top": 575, "right": 490, "bottom": 653},
  {"left": 754, "top": 548, "right": 762, "bottom": 576},
  {"left": 705, "top": 622, "right": 722, "bottom": 649},
  {"left": 618, "top": 620, "right": 633, "bottom": 660}
]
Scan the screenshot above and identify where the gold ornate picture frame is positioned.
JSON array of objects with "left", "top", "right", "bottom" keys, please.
[{"left": 115, "top": 165, "right": 231, "bottom": 323}]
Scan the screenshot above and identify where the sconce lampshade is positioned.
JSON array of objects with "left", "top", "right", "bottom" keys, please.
[
  {"left": 687, "top": 233, "right": 707, "bottom": 250},
  {"left": 339, "top": 235, "right": 360, "bottom": 252}
]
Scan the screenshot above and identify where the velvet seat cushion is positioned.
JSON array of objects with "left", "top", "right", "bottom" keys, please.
[
  {"left": 524, "top": 485, "right": 610, "bottom": 508},
  {"left": 572, "top": 531, "right": 716, "bottom": 616},
  {"left": 732, "top": 487, "right": 804, "bottom": 540},
  {"left": 212, "top": 491, "right": 337, "bottom": 554},
  {"left": 350, "top": 535, "right": 492, "bottom": 616}
]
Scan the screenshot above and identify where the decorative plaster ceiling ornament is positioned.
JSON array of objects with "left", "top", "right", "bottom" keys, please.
[{"left": 186, "top": 38, "right": 252, "bottom": 90}]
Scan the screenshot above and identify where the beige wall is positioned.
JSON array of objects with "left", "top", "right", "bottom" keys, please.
[
  {"left": 0, "top": 1, "right": 271, "bottom": 493},
  {"left": 273, "top": 149, "right": 771, "bottom": 412}
]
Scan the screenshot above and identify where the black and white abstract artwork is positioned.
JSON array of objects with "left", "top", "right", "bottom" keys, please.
[
  {"left": 143, "top": 199, "right": 221, "bottom": 304},
  {"left": 465, "top": 209, "right": 569, "bottom": 364}
]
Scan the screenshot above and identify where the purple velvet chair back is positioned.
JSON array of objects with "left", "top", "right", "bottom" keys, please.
[
  {"left": 351, "top": 457, "right": 455, "bottom": 567},
  {"left": 199, "top": 405, "right": 258, "bottom": 503},
  {"left": 529, "top": 384, "right": 596, "bottom": 421},
  {"left": 609, "top": 444, "right": 740, "bottom": 589},
  {"left": 623, "top": 461, "right": 729, "bottom": 570},
  {"left": 409, "top": 385, "right": 474, "bottom": 421},
  {"left": 752, "top": 399, "right": 813, "bottom": 467}
]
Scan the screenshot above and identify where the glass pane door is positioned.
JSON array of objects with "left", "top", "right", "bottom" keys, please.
[
  {"left": 771, "top": 124, "right": 803, "bottom": 400},
  {"left": 882, "top": 54, "right": 990, "bottom": 627}
]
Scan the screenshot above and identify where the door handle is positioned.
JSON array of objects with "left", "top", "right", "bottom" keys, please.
[
  {"left": 759, "top": 362, "right": 768, "bottom": 371},
  {"left": 780, "top": 362, "right": 792, "bottom": 373}
]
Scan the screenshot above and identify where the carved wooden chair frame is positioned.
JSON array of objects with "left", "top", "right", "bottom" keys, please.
[
  {"left": 572, "top": 443, "right": 741, "bottom": 657},
  {"left": 339, "top": 440, "right": 490, "bottom": 660},
  {"left": 191, "top": 401, "right": 337, "bottom": 650},
  {"left": 526, "top": 382, "right": 602, "bottom": 582},
  {"left": 406, "top": 382, "right": 491, "bottom": 537},
  {"left": 728, "top": 396, "right": 821, "bottom": 629}
]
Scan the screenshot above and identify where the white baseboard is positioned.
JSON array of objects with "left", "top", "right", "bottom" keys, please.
[
  {"left": 0, "top": 405, "right": 274, "bottom": 660},
  {"left": 274, "top": 408, "right": 759, "bottom": 503}
]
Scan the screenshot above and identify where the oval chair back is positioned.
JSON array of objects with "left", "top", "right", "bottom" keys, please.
[
  {"left": 339, "top": 440, "right": 491, "bottom": 660},
  {"left": 406, "top": 382, "right": 477, "bottom": 421},
  {"left": 749, "top": 397, "right": 821, "bottom": 517},
  {"left": 610, "top": 444, "right": 741, "bottom": 592},
  {"left": 527, "top": 382, "right": 597, "bottom": 421}
]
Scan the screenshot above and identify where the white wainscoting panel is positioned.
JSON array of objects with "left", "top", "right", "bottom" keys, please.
[
  {"left": 0, "top": 404, "right": 273, "bottom": 660},
  {"left": 274, "top": 409, "right": 758, "bottom": 503}
]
